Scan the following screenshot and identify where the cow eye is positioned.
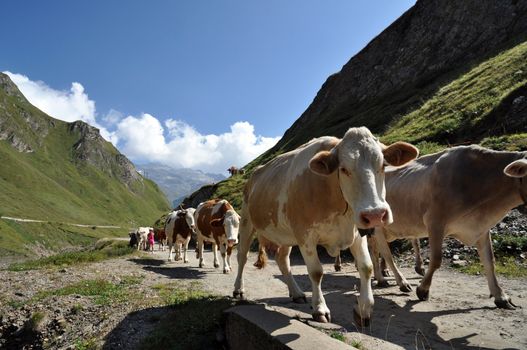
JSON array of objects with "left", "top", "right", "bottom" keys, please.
[{"left": 340, "top": 167, "right": 351, "bottom": 176}]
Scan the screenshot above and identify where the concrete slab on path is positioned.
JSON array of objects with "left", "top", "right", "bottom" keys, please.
[{"left": 224, "top": 304, "right": 356, "bottom": 350}]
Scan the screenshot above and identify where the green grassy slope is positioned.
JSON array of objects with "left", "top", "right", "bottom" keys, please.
[
  {"left": 0, "top": 77, "right": 169, "bottom": 257},
  {"left": 208, "top": 40, "right": 527, "bottom": 210}
]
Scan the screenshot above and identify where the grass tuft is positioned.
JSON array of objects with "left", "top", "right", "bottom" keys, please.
[
  {"left": 453, "top": 256, "right": 527, "bottom": 278},
  {"left": 330, "top": 331, "right": 346, "bottom": 342}
]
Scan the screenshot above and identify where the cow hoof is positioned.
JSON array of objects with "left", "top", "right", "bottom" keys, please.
[
  {"left": 313, "top": 312, "right": 331, "bottom": 323},
  {"left": 416, "top": 286, "right": 429, "bottom": 301},
  {"left": 399, "top": 283, "right": 412, "bottom": 293},
  {"left": 214, "top": 263, "right": 220, "bottom": 268},
  {"left": 382, "top": 269, "right": 391, "bottom": 277},
  {"left": 376, "top": 280, "right": 390, "bottom": 288},
  {"left": 415, "top": 266, "right": 426, "bottom": 276},
  {"left": 495, "top": 298, "right": 517, "bottom": 310},
  {"left": 334, "top": 265, "right": 341, "bottom": 272},
  {"left": 292, "top": 295, "right": 307, "bottom": 304},
  {"left": 233, "top": 291, "right": 245, "bottom": 299},
  {"left": 199, "top": 263, "right": 204, "bottom": 268},
  {"left": 353, "top": 309, "right": 370, "bottom": 328},
  {"left": 184, "top": 260, "right": 189, "bottom": 263},
  {"left": 223, "top": 269, "right": 231, "bottom": 274}
]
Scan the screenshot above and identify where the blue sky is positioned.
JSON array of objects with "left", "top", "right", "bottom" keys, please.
[{"left": 1, "top": 0, "right": 415, "bottom": 173}]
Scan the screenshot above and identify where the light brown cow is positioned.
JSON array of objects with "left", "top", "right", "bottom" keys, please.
[
  {"left": 194, "top": 199, "right": 241, "bottom": 273},
  {"left": 370, "top": 145, "right": 527, "bottom": 309},
  {"left": 233, "top": 127, "right": 418, "bottom": 326}
]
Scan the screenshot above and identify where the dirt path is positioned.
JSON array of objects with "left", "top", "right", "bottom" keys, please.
[
  {"left": 140, "top": 248, "right": 527, "bottom": 349},
  {"left": 1, "top": 246, "right": 526, "bottom": 349}
]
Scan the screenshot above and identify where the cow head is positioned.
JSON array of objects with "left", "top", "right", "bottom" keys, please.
[
  {"left": 504, "top": 158, "right": 527, "bottom": 213},
  {"left": 211, "top": 209, "right": 240, "bottom": 247},
  {"left": 309, "top": 127, "right": 418, "bottom": 229},
  {"left": 177, "top": 209, "right": 196, "bottom": 231}
]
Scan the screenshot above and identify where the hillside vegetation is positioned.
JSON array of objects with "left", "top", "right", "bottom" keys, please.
[
  {"left": 0, "top": 73, "right": 169, "bottom": 257},
  {"left": 203, "top": 39, "right": 527, "bottom": 210}
]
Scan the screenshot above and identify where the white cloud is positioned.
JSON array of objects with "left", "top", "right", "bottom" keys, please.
[
  {"left": 116, "top": 116, "right": 280, "bottom": 174},
  {"left": 4, "top": 71, "right": 116, "bottom": 143},
  {"left": 4, "top": 71, "right": 281, "bottom": 174}
]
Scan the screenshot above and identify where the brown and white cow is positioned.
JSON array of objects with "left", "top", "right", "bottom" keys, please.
[
  {"left": 165, "top": 208, "right": 196, "bottom": 262},
  {"left": 194, "top": 199, "right": 241, "bottom": 273},
  {"left": 233, "top": 127, "right": 418, "bottom": 326},
  {"left": 369, "top": 145, "right": 527, "bottom": 309}
]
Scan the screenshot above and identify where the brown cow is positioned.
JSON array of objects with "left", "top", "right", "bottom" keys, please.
[
  {"left": 194, "top": 199, "right": 241, "bottom": 273},
  {"left": 233, "top": 127, "right": 418, "bottom": 325},
  {"left": 164, "top": 208, "right": 196, "bottom": 262},
  {"left": 369, "top": 145, "right": 527, "bottom": 309},
  {"left": 154, "top": 227, "right": 167, "bottom": 251}
]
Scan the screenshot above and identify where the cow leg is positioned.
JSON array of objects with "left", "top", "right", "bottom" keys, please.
[
  {"left": 334, "top": 254, "right": 342, "bottom": 272},
  {"left": 183, "top": 237, "right": 190, "bottom": 263},
  {"left": 412, "top": 239, "right": 425, "bottom": 276},
  {"left": 475, "top": 231, "right": 515, "bottom": 309},
  {"left": 234, "top": 216, "right": 255, "bottom": 299},
  {"left": 198, "top": 237, "right": 205, "bottom": 268},
  {"left": 219, "top": 243, "right": 231, "bottom": 274},
  {"left": 167, "top": 239, "right": 173, "bottom": 261},
  {"left": 226, "top": 245, "right": 233, "bottom": 270},
  {"left": 350, "top": 235, "right": 374, "bottom": 327},
  {"left": 380, "top": 257, "right": 390, "bottom": 277},
  {"left": 416, "top": 227, "right": 444, "bottom": 301},
  {"left": 375, "top": 230, "right": 412, "bottom": 292},
  {"left": 368, "top": 236, "right": 387, "bottom": 287},
  {"left": 298, "top": 244, "right": 330, "bottom": 323},
  {"left": 212, "top": 243, "right": 220, "bottom": 268},
  {"left": 275, "top": 245, "right": 305, "bottom": 303}
]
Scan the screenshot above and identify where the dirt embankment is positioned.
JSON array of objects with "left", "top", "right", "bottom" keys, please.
[{"left": 1, "top": 244, "right": 526, "bottom": 350}]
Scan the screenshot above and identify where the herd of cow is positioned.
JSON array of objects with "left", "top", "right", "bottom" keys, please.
[{"left": 130, "top": 127, "right": 527, "bottom": 327}]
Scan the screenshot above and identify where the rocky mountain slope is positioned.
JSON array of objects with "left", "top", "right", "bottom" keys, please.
[
  {"left": 271, "top": 0, "right": 527, "bottom": 154},
  {"left": 0, "top": 73, "right": 169, "bottom": 256}
]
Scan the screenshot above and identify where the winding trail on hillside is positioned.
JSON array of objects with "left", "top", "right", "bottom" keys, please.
[{"left": 0, "top": 216, "right": 121, "bottom": 228}]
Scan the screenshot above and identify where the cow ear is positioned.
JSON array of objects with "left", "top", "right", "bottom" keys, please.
[
  {"left": 309, "top": 150, "right": 339, "bottom": 176},
  {"left": 383, "top": 142, "right": 419, "bottom": 166},
  {"left": 504, "top": 159, "right": 527, "bottom": 178},
  {"left": 210, "top": 218, "right": 224, "bottom": 227}
]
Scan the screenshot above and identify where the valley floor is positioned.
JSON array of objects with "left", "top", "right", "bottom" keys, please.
[{"left": 1, "top": 243, "right": 526, "bottom": 349}]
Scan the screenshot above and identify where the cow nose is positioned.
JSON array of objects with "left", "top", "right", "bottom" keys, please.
[
  {"left": 227, "top": 239, "right": 237, "bottom": 247},
  {"left": 360, "top": 209, "right": 388, "bottom": 228}
]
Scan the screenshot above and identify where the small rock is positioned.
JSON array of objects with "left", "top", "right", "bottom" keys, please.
[
  {"left": 453, "top": 254, "right": 460, "bottom": 260},
  {"left": 59, "top": 268, "right": 67, "bottom": 273},
  {"left": 452, "top": 260, "right": 468, "bottom": 267}
]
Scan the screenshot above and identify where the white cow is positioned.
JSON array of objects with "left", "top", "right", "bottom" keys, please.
[
  {"left": 135, "top": 227, "right": 150, "bottom": 251},
  {"left": 233, "top": 127, "right": 418, "bottom": 326}
]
